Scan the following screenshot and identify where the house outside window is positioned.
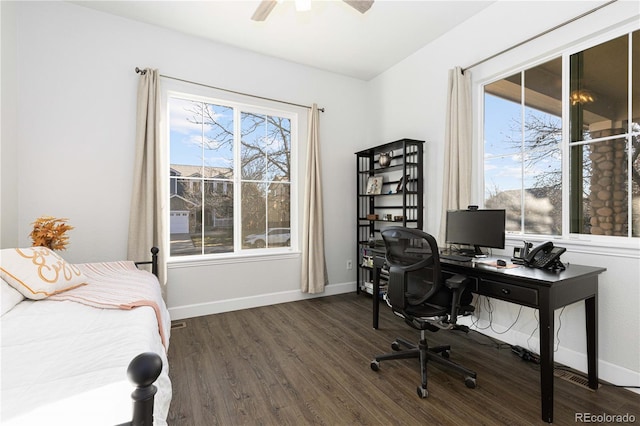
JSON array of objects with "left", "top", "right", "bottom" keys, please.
[
  {"left": 169, "top": 94, "right": 295, "bottom": 257},
  {"left": 483, "top": 29, "right": 639, "bottom": 239}
]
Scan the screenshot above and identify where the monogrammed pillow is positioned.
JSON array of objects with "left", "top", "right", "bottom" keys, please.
[{"left": 0, "top": 247, "right": 87, "bottom": 300}]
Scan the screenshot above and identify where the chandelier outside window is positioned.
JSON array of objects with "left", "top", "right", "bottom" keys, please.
[{"left": 570, "top": 89, "right": 595, "bottom": 105}]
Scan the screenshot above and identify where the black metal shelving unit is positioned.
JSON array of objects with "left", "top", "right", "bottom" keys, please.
[{"left": 355, "top": 139, "right": 424, "bottom": 295}]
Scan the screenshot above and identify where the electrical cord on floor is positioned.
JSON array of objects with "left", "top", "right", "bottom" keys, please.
[{"left": 460, "top": 327, "right": 512, "bottom": 349}]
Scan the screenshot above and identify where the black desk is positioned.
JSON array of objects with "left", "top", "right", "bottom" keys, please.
[{"left": 370, "top": 253, "right": 606, "bottom": 423}]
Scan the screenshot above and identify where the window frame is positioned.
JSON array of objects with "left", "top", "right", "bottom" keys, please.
[
  {"left": 162, "top": 82, "right": 303, "bottom": 264},
  {"left": 476, "top": 21, "right": 640, "bottom": 251}
]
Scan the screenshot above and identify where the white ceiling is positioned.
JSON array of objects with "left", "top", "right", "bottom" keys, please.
[{"left": 72, "top": 0, "right": 494, "bottom": 80}]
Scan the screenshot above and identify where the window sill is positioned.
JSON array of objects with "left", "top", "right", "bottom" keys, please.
[
  {"left": 505, "top": 234, "right": 640, "bottom": 259},
  {"left": 167, "top": 250, "right": 301, "bottom": 269}
]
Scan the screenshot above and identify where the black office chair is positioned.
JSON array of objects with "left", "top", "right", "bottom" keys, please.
[{"left": 370, "top": 227, "right": 477, "bottom": 398}]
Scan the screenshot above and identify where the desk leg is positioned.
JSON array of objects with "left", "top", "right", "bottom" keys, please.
[
  {"left": 372, "top": 266, "right": 380, "bottom": 329},
  {"left": 585, "top": 295, "right": 598, "bottom": 389},
  {"left": 539, "top": 298, "right": 554, "bottom": 423}
]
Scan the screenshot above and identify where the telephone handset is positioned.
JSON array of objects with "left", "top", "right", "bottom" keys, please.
[{"left": 524, "top": 241, "right": 566, "bottom": 270}]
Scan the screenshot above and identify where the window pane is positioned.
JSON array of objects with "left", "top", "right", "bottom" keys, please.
[
  {"left": 242, "top": 182, "right": 267, "bottom": 249},
  {"left": 240, "top": 113, "right": 291, "bottom": 182},
  {"left": 570, "top": 35, "right": 628, "bottom": 142},
  {"left": 522, "top": 58, "right": 562, "bottom": 235},
  {"left": 170, "top": 98, "right": 204, "bottom": 171},
  {"left": 266, "top": 116, "right": 291, "bottom": 182},
  {"left": 203, "top": 180, "right": 234, "bottom": 254},
  {"left": 569, "top": 144, "right": 589, "bottom": 234},
  {"left": 484, "top": 73, "right": 523, "bottom": 232},
  {"left": 241, "top": 112, "right": 267, "bottom": 180},
  {"left": 268, "top": 182, "right": 290, "bottom": 248},
  {"left": 203, "top": 103, "right": 234, "bottom": 177},
  {"left": 484, "top": 74, "right": 522, "bottom": 158},
  {"left": 169, "top": 178, "right": 201, "bottom": 256},
  {"left": 523, "top": 118, "right": 562, "bottom": 235},
  {"left": 573, "top": 138, "right": 629, "bottom": 236}
]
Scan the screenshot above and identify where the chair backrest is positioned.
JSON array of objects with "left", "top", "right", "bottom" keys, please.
[{"left": 381, "top": 227, "right": 442, "bottom": 311}]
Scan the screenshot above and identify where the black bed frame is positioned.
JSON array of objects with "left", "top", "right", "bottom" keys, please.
[
  {"left": 118, "top": 247, "right": 162, "bottom": 426},
  {"left": 133, "top": 246, "right": 159, "bottom": 278}
]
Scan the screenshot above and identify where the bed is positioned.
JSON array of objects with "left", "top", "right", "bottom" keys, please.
[{"left": 0, "top": 247, "right": 171, "bottom": 426}]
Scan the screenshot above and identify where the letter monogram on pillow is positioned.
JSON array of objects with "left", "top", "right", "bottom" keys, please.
[{"left": 0, "top": 247, "right": 87, "bottom": 299}]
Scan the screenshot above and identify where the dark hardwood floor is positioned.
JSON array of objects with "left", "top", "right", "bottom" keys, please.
[{"left": 167, "top": 293, "right": 639, "bottom": 425}]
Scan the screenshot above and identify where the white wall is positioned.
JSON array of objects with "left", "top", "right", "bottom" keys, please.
[
  {"left": 1, "top": 1, "right": 19, "bottom": 247},
  {"left": 5, "top": 1, "right": 365, "bottom": 315},
  {"left": 367, "top": 0, "right": 640, "bottom": 386}
]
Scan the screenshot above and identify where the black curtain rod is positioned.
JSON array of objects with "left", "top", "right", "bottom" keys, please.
[
  {"left": 135, "top": 67, "right": 324, "bottom": 112},
  {"left": 462, "top": 0, "right": 617, "bottom": 72}
]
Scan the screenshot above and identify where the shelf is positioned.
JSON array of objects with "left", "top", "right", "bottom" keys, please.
[
  {"left": 355, "top": 139, "right": 424, "bottom": 296},
  {"left": 358, "top": 220, "right": 418, "bottom": 224},
  {"left": 355, "top": 138, "right": 425, "bottom": 156},
  {"left": 357, "top": 162, "right": 420, "bottom": 175},
  {"left": 372, "top": 206, "right": 417, "bottom": 210},
  {"left": 358, "top": 191, "right": 420, "bottom": 197}
]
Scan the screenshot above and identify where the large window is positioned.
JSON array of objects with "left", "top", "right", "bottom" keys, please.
[
  {"left": 483, "top": 29, "right": 639, "bottom": 239},
  {"left": 169, "top": 94, "right": 295, "bottom": 257}
]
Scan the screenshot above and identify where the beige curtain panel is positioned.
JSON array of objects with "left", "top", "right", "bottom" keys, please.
[
  {"left": 439, "top": 67, "right": 472, "bottom": 244},
  {"left": 128, "top": 68, "right": 168, "bottom": 292},
  {"left": 301, "top": 104, "right": 328, "bottom": 294}
]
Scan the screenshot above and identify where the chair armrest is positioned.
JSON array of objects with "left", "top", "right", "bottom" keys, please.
[
  {"left": 445, "top": 274, "right": 469, "bottom": 290},
  {"left": 444, "top": 274, "right": 471, "bottom": 324}
]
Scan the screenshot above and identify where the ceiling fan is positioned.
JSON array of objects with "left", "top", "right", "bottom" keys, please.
[{"left": 251, "top": 0, "right": 374, "bottom": 21}]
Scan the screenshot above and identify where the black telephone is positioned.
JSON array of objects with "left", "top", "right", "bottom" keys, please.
[
  {"left": 524, "top": 241, "right": 566, "bottom": 270},
  {"left": 512, "top": 241, "right": 532, "bottom": 264}
]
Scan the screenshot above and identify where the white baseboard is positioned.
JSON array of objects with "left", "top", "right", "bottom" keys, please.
[
  {"left": 168, "top": 281, "right": 356, "bottom": 321},
  {"left": 465, "top": 322, "right": 640, "bottom": 393}
]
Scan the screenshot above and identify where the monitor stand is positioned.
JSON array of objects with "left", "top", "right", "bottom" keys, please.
[{"left": 457, "top": 245, "right": 485, "bottom": 257}]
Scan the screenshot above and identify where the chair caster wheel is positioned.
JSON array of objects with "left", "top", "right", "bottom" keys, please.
[
  {"left": 417, "top": 386, "right": 428, "bottom": 398},
  {"left": 441, "top": 350, "right": 450, "bottom": 359},
  {"left": 465, "top": 376, "right": 477, "bottom": 389},
  {"left": 391, "top": 341, "right": 401, "bottom": 351},
  {"left": 370, "top": 360, "right": 380, "bottom": 371}
]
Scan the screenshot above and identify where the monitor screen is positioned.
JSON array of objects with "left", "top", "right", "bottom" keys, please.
[{"left": 445, "top": 209, "right": 506, "bottom": 253}]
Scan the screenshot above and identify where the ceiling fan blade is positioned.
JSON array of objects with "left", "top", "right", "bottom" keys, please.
[
  {"left": 343, "top": 0, "right": 374, "bottom": 14},
  {"left": 251, "top": 0, "right": 277, "bottom": 21}
]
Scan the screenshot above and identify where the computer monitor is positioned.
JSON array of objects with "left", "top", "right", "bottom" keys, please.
[{"left": 445, "top": 209, "right": 506, "bottom": 255}]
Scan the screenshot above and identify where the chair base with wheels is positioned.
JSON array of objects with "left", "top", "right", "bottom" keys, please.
[{"left": 370, "top": 329, "right": 477, "bottom": 398}]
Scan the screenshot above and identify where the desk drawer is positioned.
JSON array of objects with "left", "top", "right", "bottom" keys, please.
[{"left": 478, "top": 279, "right": 538, "bottom": 306}]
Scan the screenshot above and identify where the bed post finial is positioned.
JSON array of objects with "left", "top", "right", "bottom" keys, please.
[
  {"left": 150, "top": 247, "right": 159, "bottom": 278},
  {"left": 128, "top": 352, "right": 162, "bottom": 425}
]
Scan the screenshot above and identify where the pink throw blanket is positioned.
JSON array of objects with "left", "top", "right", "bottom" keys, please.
[{"left": 48, "top": 261, "right": 168, "bottom": 349}]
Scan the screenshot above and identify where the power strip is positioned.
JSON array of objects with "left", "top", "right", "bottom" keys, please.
[{"left": 511, "top": 345, "right": 540, "bottom": 364}]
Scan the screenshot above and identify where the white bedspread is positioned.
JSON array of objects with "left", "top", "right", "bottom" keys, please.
[{"left": 1, "top": 267, "right": 171, "bottom": 425}]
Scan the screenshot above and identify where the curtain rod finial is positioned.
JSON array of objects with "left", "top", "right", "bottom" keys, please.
[{"left": 135, "top": 67, "right": 147, "bottom": 75}]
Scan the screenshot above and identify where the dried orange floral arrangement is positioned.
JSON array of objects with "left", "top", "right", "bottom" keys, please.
[{"left": 30, "top": 216, "right": 74, "bottom": 250}]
